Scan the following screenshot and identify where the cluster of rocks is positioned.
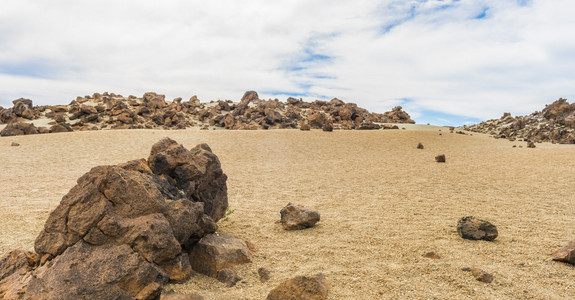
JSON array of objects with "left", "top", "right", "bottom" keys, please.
[
  {"left": 0, "top": 91, "right": 415, "bottom": 136},
  {"left": 0, "top": 138, "right": 329, "bottom": 299},
  {"left": 464, "top": 98, "right": 575, "bottom": 144}
]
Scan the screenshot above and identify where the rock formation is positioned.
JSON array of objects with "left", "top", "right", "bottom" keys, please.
[
  {"left": 0, "top": 138, "right": 228, "bottom": 299},
  {"left": 465, "top": 98, "right": 575, "bottom": 144},
  {"left": 552, "top": 239, "right": 575, "bottom": 264},
  {"left": 0, "top": 91, "right": 415, "bottom": 136}
]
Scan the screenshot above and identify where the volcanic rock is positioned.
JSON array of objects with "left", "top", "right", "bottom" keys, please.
[
  {"left": 267, "top": 273, "right": 330, "bottom": 300},
  {"left": 280, "top": 203, "right": 320, "bottom": 230},
  {"left": 258, "top": 267, "right": 272, "bottom": 282},
  {"left": 552, "top": 239, "right": 575, "bottom": 264},
  {"left": 189, "top": 233, "right": 252, "bottom": 277},
  {"left": 322, "top": 122, "right": 334, "bottom": 132},
  {"left": 435, "top": 154, "right": 446, "bottom": 163},
  {"left": 462, "top": 267, "right": 494, "bottom": 283},
  {"left": 417, "top": 142, "right": 424, "bottom": 149},
  {"left": 0, "top": 138, "right": 227, "bottom": 299},
  {"left": 0, "top": 121, "right": 38, "bottom": 136},
  {"left": 10, "top": 142, "right": 20, "bottom": 147},
  {"left": 457, "top": 216, "right": 498, "bottom": 241},
  {"left": 216, "top": 268, "right": 242, "bottom": 287}
]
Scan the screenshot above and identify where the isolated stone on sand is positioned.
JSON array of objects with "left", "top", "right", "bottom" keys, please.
[
  {"left": 457, "top": 216, "right": 498, "bottom": 241},
  {"left": 462, "top": 267, "right": 494, "bottom": 283},
  {"left": 435, "top": 154, "right": 446, "bottom": 162},
  {"left": 0, "top": 138, "right": 228, "bottom": 299},
  {"left": 280, "top": 202, "right": 321, "bottom": 230},
  {"left": 417, "top": 142, "right": 424, "bottom": 149},
  {"left": 267, "top": 273, "right": 330, "bottom": 300},
  {"left": 552, "top": 239, "right": 575, "bottom": 264}
]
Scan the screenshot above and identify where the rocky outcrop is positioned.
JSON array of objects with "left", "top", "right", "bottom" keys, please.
[
  {"left": 0, "top": 91, "right": 415, "bottom": 135},
  {"left": 280, "top": 203, "right": 321, "bottom": 230},
  {"left": 267, "top": 273, "right": 330, "bottom": 300},
  {"left": 0, "top": 138, "right": 228, "bottom": 299},
  {"left": 457, "top": 216, "right": 498, "bottom": 241},
  {"left": 465, "top": 98, "right": 575, "bottom": 144},
  {"left": 0, "top": 121, "right": 39, "bottom": 136}
]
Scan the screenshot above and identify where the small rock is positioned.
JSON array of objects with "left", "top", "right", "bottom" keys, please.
[
  {"left": 527, "top": 141, "right": 536, "bottom": 148},
  {"left": 457, "top": 216, "right": 498, "bottom": 241},
  {"left": 267, "top": 273, "right": 329, "bottom": 300},
  {"left": 216, "top": 268, "right": 241, "bottom": 287},
  {"left": 462, "top": 267, "right": 493, "bottom": 283},
  {"left": 280, "top": 203, "right": 320, "bottom": 230},
  {"left": 10, "top": 142, "right": 20, "bottom": 147},
  {"left": 189, "top": 233, "right": 252, "bottom": 277},
  {"left": 552, "top": 239, "right": 575, "bottom": 264},
  {"left": 416, "top": 142, "right": 424, "bottom": 149},
  {"left": 423, "top": 252, "right": 440, "bottom": 259},
  {"left": 258, "top": 267, "right": 272, "bottom": 282},
  {"left": 435, "top": 154, "right": 446, "bottom": 163}
]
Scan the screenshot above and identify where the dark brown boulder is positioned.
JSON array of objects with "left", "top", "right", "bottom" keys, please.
[
  {"left": 216, "top": 268, "right": 241, "bottom": 287},
  {"left": 0, "top": 138, "right": 227, "bottom": 299},
  {"left": 232, "top": 91, "right": 259, "bottom": 116},
  {"left": 49, "top": 123, "right": 73, "bottom": 133},
  {"left": 12, "top": 98, "right": 37, "bottom": 119},
  {"left": 322, "top": 122, "right": 333, "bottom": 132},
  {"left": 417, "top": 142, "right": 424, "bottom": 149},
  {"left": 435, "top": 154, "right": 446, "bottom": 163},
  {"left": 457, "top": 216, "right": 498, "bottom": 241},
  {"left": 527, "top": 141, "right": 536, "bottom": 148},
  {"left": 552, "top": 239, "right": 575, "bottom": 264},
  {"left": 143, "top": 92, "right": 167, "bottom": 109},
  {"left": 0, "top": 121, "right": 38, "bottom": 136},
  {"left": 267, "top": 273, "right": 329, "bottom": 300},
  {"left": 280, "top": 203, "right": 320, "bottom": 230},
  {"left": 189, "top": 233, "right": 252, "bottom": 277},
  {"left": 308, "top": 111, "right": 327, "bottom": 129}
]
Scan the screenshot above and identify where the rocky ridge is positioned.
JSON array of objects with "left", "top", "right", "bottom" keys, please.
[
  {"left": 0, "top": 91, "right": 414, "bottom": 136},
  {"left": 464, "top": 98, "right": 575, "bottom": 144}
]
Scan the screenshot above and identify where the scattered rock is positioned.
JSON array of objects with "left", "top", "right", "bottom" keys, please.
[
  {"left": 435, "top": 154, "right": 446, "bottom": 163},
  {"left": 10, "top": 142, "right": 19, "bottom": 147},
  {"left": 300, "top": 124, "right": 311, "bottom": 131},
  {"left": 527, "top": 141, "right": 536, "bottom": 148},
  {"left": 457, "top": 216, "right": 498, "bottom": 241},
  {"left": 462, "top": 267, "right": 494, "bottom": 283},
  {"left": 280, "top": 203, "right": 320, "bottom": 230},
  {"left": 267, "top": 273, "right": 329, "bottom": 300},
  {"left": 423, "top": 252, "right": 440, "bottom": 259},
  {"left": 189, "top": 233, "right": 252, "bottom": 277},
  {"left": 552, "top": 239, "right": 575, "bottom": 264},
  {"left": 0, "top": 138, "right": 227, "bottom": 298},
  {"left": 258, "top": 267, "right": 272, "bottom": 282},
  {"left": 417, "top": 142, "right": 424, "bottom": 149},
  {"left": 216, "top": 268, "right": 242, "bottom": 287}
]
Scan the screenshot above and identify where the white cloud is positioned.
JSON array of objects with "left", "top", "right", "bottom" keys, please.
[{"left": 1, "top": 0, "right": 575, "bottom": 124}]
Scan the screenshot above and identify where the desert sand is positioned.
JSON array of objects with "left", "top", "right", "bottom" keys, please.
[{"left": 1, "top": 128, "right": 575, "bottom": 299}]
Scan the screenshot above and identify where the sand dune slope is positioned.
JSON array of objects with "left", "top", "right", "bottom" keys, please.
[{"left": 1, "top": 129, "right": 574, "bottom": 299}]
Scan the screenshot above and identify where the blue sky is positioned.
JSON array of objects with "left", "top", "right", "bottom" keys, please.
[{"left": 1, "top": 0, "right": 574, "bottom": 126}]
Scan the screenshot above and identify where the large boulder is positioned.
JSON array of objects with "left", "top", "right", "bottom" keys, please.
[
  {"left": 457, "top": 216, "right": 498, "bottom": 241},
  {"left": 280, "top": 203, "right": 320, "bottom": 230},
  {"left": 0, "top": 121, "right": 38, "bottom": 136},
  {"left": 267, "top": 273, "right": 330, "bottom": 300},
  {"left": 12, "top": 98, "right": 37, "bottom": 120},
  {"left": 0, "top": 138, "right": 228, "bottom": 299}
]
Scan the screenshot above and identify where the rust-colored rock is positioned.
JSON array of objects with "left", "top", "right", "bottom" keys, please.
[
  {"left": 189, "top": 233, "right": 252, "bottom": 277},
  {"left": 280, "top": 203, "right": 320, "bottom": 230},
  {"left": 552, "top": 239, "right": 575, "bottom": 264},
  {"left": 267, "top": 273, "right": 330, "bottom": 300},
  {"left": 457, "top": 216, "right": 498, "bottom": 241}
]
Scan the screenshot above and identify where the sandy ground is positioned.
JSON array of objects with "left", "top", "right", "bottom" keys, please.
[{"left": 1, "top": 128, "right": 575, "bottom": 299}]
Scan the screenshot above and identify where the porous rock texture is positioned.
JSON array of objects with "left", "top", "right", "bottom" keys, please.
[
  {"left": 457, "top": 216, "right": 498, "bottom": 241},
  {"left": 0, "top": 137, "right": 227, "bottom": 299}
]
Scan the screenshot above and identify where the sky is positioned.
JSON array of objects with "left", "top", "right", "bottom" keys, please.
[{"left": 1, "top": 0, "right": 575, "bottom": 126}]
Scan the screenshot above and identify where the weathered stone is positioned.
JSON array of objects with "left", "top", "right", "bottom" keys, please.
[
  {"left": 267, "top": 273, "right": 329, "bottom": 300},
  {"left": 435, "top": 154, "right": 446, "bottom": 163},
  {"left": 552, "top": 239, "right": 575, "bottom": 264},
  {"left": 417, "top": 142, "right": 424, "bottom": 149},
  {"left": 280, "top": 203, "right": 320, "bottom": 230},
  {"left": 457, "top": 216, "right": 498, "bottom": 241},
  {"left": 189, "top": 233, "right": 252, "bottom": 277},
  {"left": 216, "top": 268, "right": 241, "bottom": 287},
  {"left": 258, "top": 267, "right": 272, "bottom": 282},
  {"left": 462, "top": 267, "right": 494, "bottom": 283},
  {"left": 10, "top": 142, "right": 19, "bottom": 147},
  {"left": 0, "top": 121, "right": 38, "bottom": 136}
]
